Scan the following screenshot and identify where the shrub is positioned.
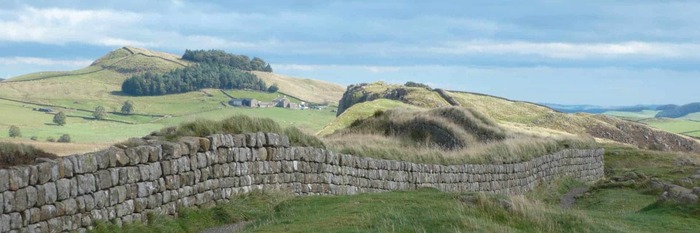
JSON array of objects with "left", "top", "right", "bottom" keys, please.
[
  {"left": 47, "top": 137, "right": 55, "bottom": 142},
  {"left": 53, "top": 111, "right": 66, "bottom": 126},
  {"left": 405, "top": 81, "right": 431, "bottom": 89},
  {"left": 121, "top": 100, "right": 135, "bottom": 114},
  {"left": 267, "top": 83, "right": 279, "bottom": 93},
  {"left": 30, "top": 136, "right": 38, "bottom": 141},
  {"left": 58, "top": 134, "right": 71, "bottom": 143},
  {"left": 93, "top": 106, "right": 107, "bottom": 120},
  {"left": 8, "top": 125, "right": 21, "bottom": 138}
]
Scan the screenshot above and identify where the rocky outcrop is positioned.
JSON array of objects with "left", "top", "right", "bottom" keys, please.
[{"left": 0, "top": 133, "right": 603, "bottom": 232}]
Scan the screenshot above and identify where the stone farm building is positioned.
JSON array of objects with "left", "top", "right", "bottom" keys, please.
[{"left": 229, "top": 96, "right": 299, "bottom": 109}]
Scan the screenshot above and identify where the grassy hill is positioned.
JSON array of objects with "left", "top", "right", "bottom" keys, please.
[
  {"left": 252, "top": 71, "right": 345, "bottom": 105},
  {"left": 326, "top": 82, "right": 700, "bottom": 153},
  {"left": 0, "top": 47, "right": 338, "bottom": 155}
]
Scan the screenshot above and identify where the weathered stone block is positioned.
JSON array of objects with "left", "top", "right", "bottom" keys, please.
[
  {"left": 245, "top": 133, "right": 257, "bottom": 147},
  {"left": 232, "top": 134, "right": 246, "bottom": 147},
  {"left": 77, "top": 174, "right": 96, "bottom": 195},
  {"left": 74, "top": 154, "right": 98, "bottom": 174},
  {"left": 43, "top": 182, "right": 57, "bottom": 205},
  {"left": 256, "top": 132, "right": 266, "bottom": 147},
  {"left": 199, "top": 137, "right": 211, "bottom": 152},
  {"left": 9, "top": 166, "right": 30, "bottom": 191},
  {"left": 161, "top": 142, "right": 182, "bottom": 159},
  {"left": 95, "top": 170, "right": 113, "bottom": 190},
  {"left": 14, "top": 188, "right": 28, "bottom": 212},
  {"left": 0, "top": 170, "right": 8, "bottom": 192},
  {"left": 28, "top": 165, "right": 39, "bottom": 186}
]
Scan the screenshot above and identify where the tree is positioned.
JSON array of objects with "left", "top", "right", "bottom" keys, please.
[
  {"left": 58, "top": 134, "right": 71, "bottom": 143},
  {"left": 53, "top": 111, "right": 66, "bottom": 126},
  {"left": 93, "top": 106, "right": 107, "bottom": 120},
  {"left": 8, "top": 125, "right": 21, "bottom": 138},
  {"left": 121, "top": 100, "right": 135, "bottom": 114},
  {"left": 267, "top": 83, "right": 279, "bottom": 93}
]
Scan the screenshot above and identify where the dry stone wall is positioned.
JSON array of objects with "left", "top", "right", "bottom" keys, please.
[{"left": 0, "top": 133, "right": 604, "bottom": 232}]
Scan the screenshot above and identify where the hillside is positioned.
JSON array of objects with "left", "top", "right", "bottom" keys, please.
[
  {"left": 328, "top": 82, "right": 700, "bottom": 153},
  {"left": 252, "top": 71, "right": 345, "bottom": 104},
  {"left": 0, "top": 47, "right": 339, "bottom": 155}
]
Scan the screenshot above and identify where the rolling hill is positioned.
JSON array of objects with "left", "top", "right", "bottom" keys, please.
[
  {"left": 0, "top": 47, "right": 341, "bottom": 154},
  {"left": 326, "top": 82, "right": 700, "bottom": 153}
]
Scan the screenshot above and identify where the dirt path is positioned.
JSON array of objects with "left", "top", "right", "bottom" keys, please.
[
  {"left": 560, "top": 187, "right": 589, "bottom": 209},
  {"left": 200, "top": 221, "right": 252, "bottom": 233}
]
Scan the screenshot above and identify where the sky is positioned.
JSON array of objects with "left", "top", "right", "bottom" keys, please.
[{"left": 0, "top": 0, "right": 698, "bottom": 106}]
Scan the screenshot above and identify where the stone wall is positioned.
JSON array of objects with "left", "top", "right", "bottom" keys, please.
[{"left": 0, "top": 133, "right": 604, "bottom": 232}]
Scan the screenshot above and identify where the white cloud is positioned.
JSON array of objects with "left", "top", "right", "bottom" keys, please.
[
  {"left": 0, "top": 57, "right": 92, "bottom": 66},
  {"left": 427, "top": 41, "right": 700, "bottom": 59},
  {"left": 0, "top": 6, "right": 144, "bottom": 46}
]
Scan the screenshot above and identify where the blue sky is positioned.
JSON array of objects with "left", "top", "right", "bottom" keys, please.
[{"left": 0, "top": 0, "right": 698, "bottom": 105}]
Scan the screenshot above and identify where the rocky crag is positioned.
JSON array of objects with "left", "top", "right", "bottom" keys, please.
[{"left": 0, "top": 133, "right": 603, "bottom": 232}]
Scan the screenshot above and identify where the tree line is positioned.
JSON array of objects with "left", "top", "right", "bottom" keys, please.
[
  {"left": 182, "top": 49, "right": 272, "bottom": 72},
  {"left": 656, "top": 102, "right": 700, "bottom": 118},
  {"left": 121, "top": 63, "right": 266, "bottom": 96}
]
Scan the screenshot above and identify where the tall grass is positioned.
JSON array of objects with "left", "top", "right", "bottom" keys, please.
[
  {"left": 340, "top": 107, "right": 507, "bottom": 150},
  {"left": 328, "top": 106, "right": 597, "bottom": 164},
  {"left": 325, "top": 133, "right": 596, "bottom": 165},
  {"left": 0, "top": 142, "right": 57, "bottom": 168},
  {"left": 154, "top": 115, "right": 325, "bottom": 148}
]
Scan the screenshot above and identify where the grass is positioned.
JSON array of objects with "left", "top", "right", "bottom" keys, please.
[
  {"left": 324, "top": 106, "right": 598, "bottom": 164},
  {"left": 0, "top": 142, "right": 57, "bottom": 168},
  {"left": 91, "top": 144, "right": 700, "bottom": 233},
  {"left": 641, "top": 118, "right": 700, "bottom": 137},
  {"left": 252, "top": 71, "right": 345, "bottom": 105},
  {"left": 155, "top": 115, "right": 325, "bottom": 148},
  {"left": 317, "top": 99, "right": 421, "bottom": 136},
  {"left": 603, "top": 110, "right": 659, "bottom": 121},
  {"left": 91, "top": 191, "right": 291, "bottom": 233}
]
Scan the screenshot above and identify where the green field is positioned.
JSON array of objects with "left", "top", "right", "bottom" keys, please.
[
  {"left": 604, "top": 110, "right": 659, "bottom": 121},
  {"left": 641, "top": 118, "right": 700, "bottom": 137}
]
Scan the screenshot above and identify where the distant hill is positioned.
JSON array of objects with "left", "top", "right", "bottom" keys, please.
[
  {"left": 543, "top": 103, "right": 660, "bottom": 114},
  {"left": 655, "top": 102, "right": 700, "bottom": 118}
]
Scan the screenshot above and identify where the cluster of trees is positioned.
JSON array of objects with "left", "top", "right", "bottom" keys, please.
[
  {"left": 405, "top": 81, "right": 431, "bottom": 89},
  {"left": 182, "top": 50, "right": 272, "bottom": 72},
  {"left": 656, "top": 103, "right": 700, "bottom": 118},
  {"left": 121, "top": 63, "right": 266, "bottom": 96}
]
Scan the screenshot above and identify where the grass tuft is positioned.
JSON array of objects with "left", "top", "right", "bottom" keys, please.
[{"left": 0, "top": 142, "right": 57, "bottom": 168}]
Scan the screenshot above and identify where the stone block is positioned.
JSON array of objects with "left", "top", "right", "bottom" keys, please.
[
  {"left": 9, "top": 166, "right": 30, "bottom": 191},
  {"left": 0, "top": 170, "right": 8, "bottom": 192},
  {"left": 28, "top": 165, "right": 39, "bottom": 186},
  {"left": 161, "top": 142, "right": 182, "bottom": 159},
  {"left": 280, "top": 135, "right": 290, "bottom": 147},
  {"left": 245, "top": 133, "right": 257, "bottom": 147},
  {"left": 26, "top": 186, "right": 37, "bottom": 208},
  {"left": 74, "top": 154, "right": 98, "bottom": 174},
  {"left": 77, "top": 174, "right": 96, "bottom": 195},
  {"left": 264, "top": 133, "right": 281, "bottom": 147},
  {"left": 94, "top": 150, "right": 111, "bottom": 170},
  {"left": 199, "top": 137, "right": 211, "bottom": 152},
  {"left": 37, "top": 161, "right": 59, "bottom": 184},
  {"left": 232, "top": 134, "right": 246, "bottom": 147},
  {"left": 14, "top": 188, "right": 28, "bottom": 212},
  {"left": 256, "top": 132, "right": 266, "bottom": 147},
  {"left": 95, "top": 170, "right": 113, "bottom": 190},
  {"left": 43, "top": 182, "right": 57, "bottom": 205}
]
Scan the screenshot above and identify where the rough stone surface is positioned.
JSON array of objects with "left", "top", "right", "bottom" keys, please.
[{"left": 0, "top": 133, "right": 604, "bottom": 233}]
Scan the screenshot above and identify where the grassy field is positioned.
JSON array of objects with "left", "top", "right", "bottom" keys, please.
[
  {"left": 640, "top": 118, "right": 700, "bottom": 137},
  {"left": 90, "top": 144, "right": 700, "bottom": 233},
  {"left": 604, "top": 110, "right": 659, "bottom": 121}
]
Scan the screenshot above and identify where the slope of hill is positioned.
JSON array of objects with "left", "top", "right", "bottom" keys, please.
[
  {"left": 326, "top": 82, "right": 700, "bottom": 153},
  {"left": 0, "top": 47, "right": 339, "bottom": 155},
  {"left": 336, "top": 82, "right": 450, "bottom": 116},
  {"left": 318, "top": 99, "right": 420, "bottom": 136},
  {"left": 252, "top": 71, "right": 345, "bottom": 104}
]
